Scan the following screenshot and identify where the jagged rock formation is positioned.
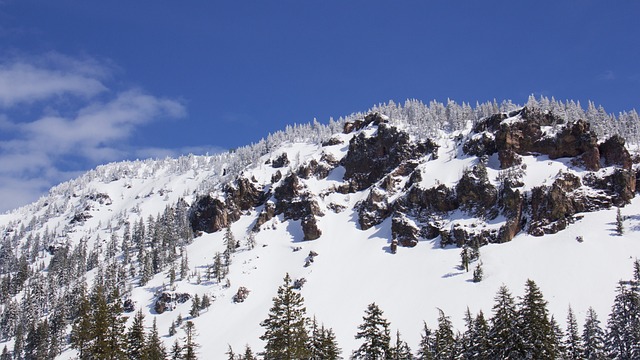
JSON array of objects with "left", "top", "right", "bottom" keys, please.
[{"left": 187, "top": 107, "right": 638, "bottom": 249}]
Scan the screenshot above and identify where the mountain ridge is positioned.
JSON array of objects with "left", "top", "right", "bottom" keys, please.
[{"left": 1, "top": 97, "right": 640, "bottom": 358}]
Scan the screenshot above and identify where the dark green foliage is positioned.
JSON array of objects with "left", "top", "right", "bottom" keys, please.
[
  {"left": 488, "top": 285, "right": 521, "bottom": 359},
  {"left": 416, "top": 322, "right": 434, "bottom": 360},
  {"left": 472, "top": 263, "right": 483, "bottom": 283},
  {"left": 517, "top": 279, "right": 555, "bottom": 359},
  {"left": 605, "top": 282, "right": 640, "bottom": 359},
  {"left": 433, "top": 309, "right": 455, "bottom": 359},
  {"left": 145, "top": 318, "right": 168, "bottom": 360},
  {"left": 352, "top": 302, "right": 391, "bottom": 360},
  {"left": 468, "top": 311, "right": 490, "bottom": 360},
  {"left": 582, "top": 307, "right": 606, "bottom": 360},
  {"left": 309, "top": 316, "right": 342, "bottom": 360},
  {"left": 260, "top": 273, "right": 310, "bottom": 360},
  {"left": 564, "top": 306, "right": 583, "bottom": 359},
  {"left": 127, "top": 309, "right": 146, "bottom": 360},
  {"left": 170, "top": 340, "right": 182, "bottom": 360},
  {"left": 616, "top": 208, "right": 624, "bottom": 235},
  {"left": 243, "top": 344, "right": 257, "bottom": 360},
  {"left": 182, "top": 321, "right": 198, "bottom": 360},
  {"left": 390, "top": 330, "right": 413, "bottom": 360},
  {"left": 190, "top": 294, "right": 200, "bottom": 318}
]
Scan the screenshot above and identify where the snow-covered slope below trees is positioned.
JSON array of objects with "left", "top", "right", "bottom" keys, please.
[{"left": 1, "top": 98, "right": 640, "bottom": 358}]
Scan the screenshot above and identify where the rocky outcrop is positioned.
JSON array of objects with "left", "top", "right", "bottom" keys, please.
[
  {"left": 391, "top": 214, "right": 420, "bottom": 247},
  {"left": 274, "top": 173, "right": 323, "bottom": 221},
  {"left": 301, "top": 215, "right": 322, "bottom": 240},
  {"left": 253, "top": 202, "right": 276, "bottom": 231},
  {"left": 190, "top": 196, "right": 236, "bottom": 233},
  {"left": 272, "top": 153, "right": 290, "bottom": 168},
  {"left": 154, "top": 292, "right": 191, "bottom": 314},
  {"left": 190, "top": 176, "right": 266, "bottom": 234},
  {"left": 456, "top": 164, "right": 498, "bottom": 219},
  {"left": 343, "top": 112, "right": 388, "bottom": 134},
  {"left": 341, "top": 121, "right": 438, "bottom": 191},
  {"left": 599, "top": 135, "right": 632, "bottom": 169},
  {"left": 584, "top": 169, "right": 637, "bottom": 207},
  {"left": 465, "top": 107, "right": 600, "bottom": 170},
  {"left": 403, "top": 184, "right": 458, "bottom": 216},
  {"left": 358, "top": 188, "right": 392, "bottom": 230}
]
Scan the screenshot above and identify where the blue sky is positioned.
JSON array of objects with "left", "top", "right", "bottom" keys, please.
[{"left": 0, "top": 1, "right": 638, "bottom": 211}]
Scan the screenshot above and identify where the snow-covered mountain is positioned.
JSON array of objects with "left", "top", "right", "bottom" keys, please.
[{"left": 1, "top": 98, "right": 640, "bottom": 358}]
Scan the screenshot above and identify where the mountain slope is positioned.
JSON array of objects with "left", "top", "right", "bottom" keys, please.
[{"left": 0, "top": 98, "right": 639, "bottom": 358}]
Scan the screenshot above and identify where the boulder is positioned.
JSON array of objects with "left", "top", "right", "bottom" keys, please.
[{"left": 301, "top": 215, "right": 322, "bottom": 240}]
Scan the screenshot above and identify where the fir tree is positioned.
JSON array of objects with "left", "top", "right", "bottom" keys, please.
[
  {"left": 564, "top": 306, "right": 583, "bottom": 360},
  {"left": 225, "top": 344, "right": 236, "bottom": 360},
  {"left": 243, "top": 344, "right": 257, "bottom": 360},
  {"left": 517, "top": 279, "right": 555, "bottom": 359},
  {"left": 127, "top": 309, "right": 147, "bottom": 360},
  {"left": 460, "top": 246, "right": 469, "bottom": 272},
  {"left": 416, "top": 322, "right": 434, "bottom": 360},
  {"left": 488, "top": 285, "right": 521, "bottom": 359},
  {"left": 605, "top": 282, "right": 640, "bottom": 359},
  {"left": 259, "top": 273, "right": 310, "bottom": 360},
  {"left": 190, "top": 294, "right": 200, "bottom": 318},
  {"left": 145, "top": 318, "right": 168, "bottom": 360},
  {"left": 170, "top": 340, "right": 182, "bottom": 360},
  {"left": 616, "top": 208, "right": 624, "bottom": 235},
  {"left": 0, "top": 346, "right": 9, "bottom": 360},
  {"left": 182, "top": 321, "right": 199, "bottom": 360},
  {"left": 550, "top": 316, "right": 565, "bottom": 359},
  {"left": 582, "top": 307, "right": 606, "bottom": 360},
  {"left": 469, "top": 311, "right": 490, "bottom": 360},
  {"left": 472, "top": 263, "right": 483, "bottom": 283},
  {"left": 70, "top": 294, "right": 93, "bottom": 359},
  {"left": 351, "top": 302, "right": 391, "bottom": 360},
  {"left": 391, "top": 330, "right": 413, "bottom": 360},
  {"left": 433, "top": 309, "right": 455, "bottom": 360}
]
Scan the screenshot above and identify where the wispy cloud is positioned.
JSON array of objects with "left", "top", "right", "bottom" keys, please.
[
  {"left": 597, "top": 70, "right": 616, "bottom": 81},
  {"left": 0, "top": 53, "right": 187, "bottom": 212}
]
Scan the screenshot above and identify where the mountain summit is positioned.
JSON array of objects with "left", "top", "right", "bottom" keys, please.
[{"left": 1, "top": 98, "right": 640, "bottom": 358}]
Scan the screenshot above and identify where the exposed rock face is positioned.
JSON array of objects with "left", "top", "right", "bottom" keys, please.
[
  {"left": 301, "top": 215, "right": 322, "bottom": 240},
  {"left": 297, "top": 155, "right": 338, "bottom": 180},
  {"left": 154, "top": 292, "right": 191, "bottom": 314},
  {"left": 253, "top": 202, "right": 276, "bottom": 231},
  {"left": 225, "top": 177, "right": 265, "bottom": 211},
  {"left": 274, "top": 173, "right": 324, "bottom": 221},
  {"left": 391, "top": 214, "right": 420, "bottom": 247},
  {"left": 358, "top": 188, "right": 392, "bottom": 230},
  {"left": 190, "top": 196, "right": 234, "bottom": 233},
  {"left": 403, "top": 184, "right": 458, "bottom": 216},
  {"left": 465, "top": 107, "right": 600, "bottom": 170},
  {"left": 343, "top": 112, "right": 388, "bottom": 134},
  {"left": 455, "top": 164, "right": 498, "bottom": 219},
  {"left": 341, "top": 121, "right": 438, "bottom": 191},
  {"left": 190, "top": 176, "right": 266, "bottom": 234},
  {"left": 272, "top": 153, "right": 290, "bottom": 168},
  {"left": 600, "top": 135, "right": 632, "bottom": 169}
]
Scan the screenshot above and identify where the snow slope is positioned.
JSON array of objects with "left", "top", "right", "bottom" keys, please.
[{"left": 1, "top": 107, "right": 639, "bottom": 358}]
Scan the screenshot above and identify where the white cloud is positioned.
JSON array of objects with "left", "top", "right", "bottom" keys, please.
[
  {"left": 0, "top": 54, "right": 188, "bottom": 213},
  {"left": 0, "top": 57, "right": 108, "bottom": 107}
]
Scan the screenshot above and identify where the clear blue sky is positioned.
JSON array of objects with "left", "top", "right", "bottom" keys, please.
[{"left": 0, "top": 1, "right": 638, "bottom": 211}]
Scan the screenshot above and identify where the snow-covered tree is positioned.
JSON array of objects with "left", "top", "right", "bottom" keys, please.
[{"left": 352, "top": 302, "right": 391, "bottom": 360}]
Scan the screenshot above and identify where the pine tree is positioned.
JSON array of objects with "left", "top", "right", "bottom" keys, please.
[
  {"left": 460, "top": 246, "right": 469, "bottom": 272},
  {"left": 182, "top": 321, "right": 199, "bottom": 360},
  {"left": 70, "top": 293, "right": 93, "bottom": 359},
  {"left": 225, "top": 344, "right": 236, "bottom": 360},
  {"left": 0, "top": 346, "right": 9, "bottom": 360},
  {"left": 243, "top": 344, "right": 257, "bottom": 360},
  {"left": 433, "top": 309, "right": 455, "bottom": 359},
  {"left": 517, "top": 279, "right": 555, "bottom": 359},
  {"left": 416, "top": 322, "right": 434, "bottom": 360},
  {"left": 259, "top": 273, "right": 310, "bottom": 360},
  {"left": 582, "top": 307, "right": 606, "bottom": 360},
  {"left": 605, "top": 282, "right": 640, "bottom": 359},
  {"left": 127, "top": 309, "right": 147, "bottom": 360},
  {"left": 190, "top": 294, "right": 200, "bottom": 318},
  {"left": 391, "top": 330, "right": 413, "bottom": 360},
  {"left": 170, "top": 340, "right": 182, "bottom": 360},
  {"left": 472, "top": 263, "right": 483, "bottom": 283},
  {"left": 469, "top": 311, "right": 490, "bottom": 360},
  {"left": 488, "top": 285, "right": 521, "bottom": 359},
  {"left": 616, "top": 208, "right": 624, "bottom": 235},
  {"left": 145, "top": 318, "right": 168, "bottom": 360},
  {"left": 351, "top": 302, "right": 391, "bottom": 360},
  {"left": 550, "top": 316, "right": 565, "bottom": 359},
  {"left": 564, "top": 306, "right": 583, "bottom": 359}
]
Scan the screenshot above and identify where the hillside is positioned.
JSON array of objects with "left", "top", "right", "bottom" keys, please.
[{"left": 1, "top": 98, "right": 640, "bottom": 358}]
